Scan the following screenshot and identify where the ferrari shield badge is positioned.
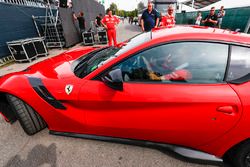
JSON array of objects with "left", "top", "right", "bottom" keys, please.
[{"left": 65, "top": 84, "right": 73, "bottom": 95}]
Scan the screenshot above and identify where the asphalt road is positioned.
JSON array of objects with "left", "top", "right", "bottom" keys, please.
[{"left": 0, "top": 21, "right": 222, "bottom": 167}]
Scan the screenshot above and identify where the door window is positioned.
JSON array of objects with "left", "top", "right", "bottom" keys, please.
[
  {"left": 227, "top": 46, "right": 250, "bottom": 81},
  {"left": 112, "top": 42, "right": 229, "bottom": 84}
]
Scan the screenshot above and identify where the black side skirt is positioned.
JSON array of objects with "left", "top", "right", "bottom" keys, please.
[{"left": 49, "top": 130, "right": 223, "bottom": 165}]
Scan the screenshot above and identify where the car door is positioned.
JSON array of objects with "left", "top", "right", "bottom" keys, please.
[{"left": 78, "top": 42, "right": 242, "bottom": 148}]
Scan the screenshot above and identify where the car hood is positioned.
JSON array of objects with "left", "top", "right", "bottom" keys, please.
[{"left": 25, "top": 46, "right": 99, "bottom": 79}]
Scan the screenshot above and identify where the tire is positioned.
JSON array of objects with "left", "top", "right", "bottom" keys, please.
[
  {"left": 0, "top": 102, "right": 16, "bottom": 123},
  {"left": 229, "top": 141, "right": 250, "bottom": 167},
  {"left": 6, "top": 94, "right": 46, "bottom": 135}
]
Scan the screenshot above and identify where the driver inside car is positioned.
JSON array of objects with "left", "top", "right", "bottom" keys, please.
[{"left": 148, "top": 51, "right": 192, "bottom": 81}]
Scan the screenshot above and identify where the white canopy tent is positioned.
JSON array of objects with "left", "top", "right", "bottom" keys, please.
[{"left": 181, "top": 0, "right": 221, "bottom": 9}]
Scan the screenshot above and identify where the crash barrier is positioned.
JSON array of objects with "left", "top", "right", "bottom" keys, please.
[
  {"left": 176, "top": 6, "right": 250, "bottom": 33},
  {"left": 7, "top": 37, "right": 48, "bottom": 63}
]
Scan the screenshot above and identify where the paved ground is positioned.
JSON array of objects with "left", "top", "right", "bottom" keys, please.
[{"left": 0, "top": 21, "right": 223, "bottom": 167}]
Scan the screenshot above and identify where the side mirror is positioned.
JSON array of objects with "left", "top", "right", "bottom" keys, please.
[{"left": 101, "top": 69, "right": 123, "bottom": 91}]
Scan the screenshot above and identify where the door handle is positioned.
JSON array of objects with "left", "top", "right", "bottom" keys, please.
[{"left": 216, "top": 106, "right": 238, "bottom": 115}]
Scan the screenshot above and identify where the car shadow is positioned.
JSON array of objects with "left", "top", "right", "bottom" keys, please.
[{"left": 4, "top": 143, "right": 57, "bottom": 167}]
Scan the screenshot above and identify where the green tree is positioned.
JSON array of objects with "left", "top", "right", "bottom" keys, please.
[
  {"left": 109, "top": 2, "right": 118, "bottom": 15},
  {"left": 127, "top": 9, "right": 138, "bottom": 17},
  {"left": 107, "top": 2, "right": 138, "bottom": 18},
  {"left": 118, "top": 10, "right": 126, "bottom": 17},
  {"left": 137, "top": 1, "right": 145, "bottom": 11}
]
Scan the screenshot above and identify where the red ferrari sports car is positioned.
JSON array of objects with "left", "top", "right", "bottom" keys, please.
[{"left": 1, "top": 25, "right": 250, "bottom": 166}]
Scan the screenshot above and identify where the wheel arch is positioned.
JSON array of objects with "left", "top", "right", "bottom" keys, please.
[
  {"left": 0, "top": 92, "right": 17, "bottom": 123},
  {"left": 5, "top": 93, "right": 48, "bottom": 135},
  {"left": 0, "top": 91, "right": 48, "bottom": 128}
]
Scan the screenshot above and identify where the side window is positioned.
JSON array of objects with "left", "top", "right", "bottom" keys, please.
[
  {"left": 227, "top": 46, "right": 250, "bottom": 81},
  {"left": 112, "top": 42, "right": 228, "bottom": 84}
]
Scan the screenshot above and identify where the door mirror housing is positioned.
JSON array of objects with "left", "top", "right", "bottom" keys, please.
[{"left": 101, "top": 69, "right": 123, "bottom": 91}]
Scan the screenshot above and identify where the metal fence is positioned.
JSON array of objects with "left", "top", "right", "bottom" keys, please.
[{"left": 176, "top": 6, "right": 250, "bottom": 33}]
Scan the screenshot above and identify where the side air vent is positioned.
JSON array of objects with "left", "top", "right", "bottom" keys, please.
[{"left": 28, "top": 77, "right": 66, "bottom": 110}]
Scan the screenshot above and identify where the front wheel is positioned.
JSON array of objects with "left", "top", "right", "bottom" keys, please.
[{"left": 6, "top": 94, "right": 46, "bottom": 135}]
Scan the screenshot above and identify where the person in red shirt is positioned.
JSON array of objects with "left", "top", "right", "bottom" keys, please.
[
  {"left": 148, "top": 49, "right": 192, "bottom": 82},
  {"left": 101, "top": 9, "right": 120, "bottom": 46},
  {"left": 161, "top": 6, "right": 176, "bottom": 27}
]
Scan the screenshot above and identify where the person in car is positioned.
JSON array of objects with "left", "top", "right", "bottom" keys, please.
[
  {"left": 149, "top": 69, "right": 192, "bottom": 81},
  {"left": 148, "top": 52, "right": 192, "bottom": 81}
]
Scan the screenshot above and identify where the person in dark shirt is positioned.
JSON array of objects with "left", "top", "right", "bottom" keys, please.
[
  {"left": 141, "top": 1, "right": 160, "bottom": 32},
  {"left": 95, "top": 13, "right": 103, "bottom": 27},
  {"left": 73, "top": 11, "right": 86, "bottom": 33},
  {"left": 202, "top": 7, "right": 218, "bottom": 27}
]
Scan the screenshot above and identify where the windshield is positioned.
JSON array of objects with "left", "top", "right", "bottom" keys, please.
[
  {"left": 115, "top": 32, "right": 151, "bottom": 56},
  {"left": 73, "top": 32, "right": 151, "bottom": 78},
  {"left": 74, "top": 47, "right": 119, "bottom": 78}
]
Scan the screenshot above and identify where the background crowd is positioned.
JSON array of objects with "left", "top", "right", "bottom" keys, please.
[
  {"left": 72, "top": 1, "right": 227, "bottom": 46},
  {"left": 140, "top": 1, "right": 226, "bottom": 33}
]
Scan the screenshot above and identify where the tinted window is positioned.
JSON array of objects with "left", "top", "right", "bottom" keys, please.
[
  {"left": 74, "top": 47, "right": 120, "bottom": 78},
  {"left": 112, "top": 42, "right": 228, "bottom": 84},
  {"left": 227, "top": 46, "right": 250, "bottom": 81},
  {"left": 73, "top": 32, "right": 151, "bottom": 78}
]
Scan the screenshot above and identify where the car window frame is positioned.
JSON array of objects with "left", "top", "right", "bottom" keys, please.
[{"left": 93, "top": 40, "right": 249, "bottom": 85}]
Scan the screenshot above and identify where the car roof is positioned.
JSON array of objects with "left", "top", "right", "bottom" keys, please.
[{"left": 151, "top": 25, "right": 250, "bottom": 46}]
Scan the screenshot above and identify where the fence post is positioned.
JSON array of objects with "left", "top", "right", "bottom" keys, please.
[{"left": 244, "top": 16, "right": 250, "bottom": 33}]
